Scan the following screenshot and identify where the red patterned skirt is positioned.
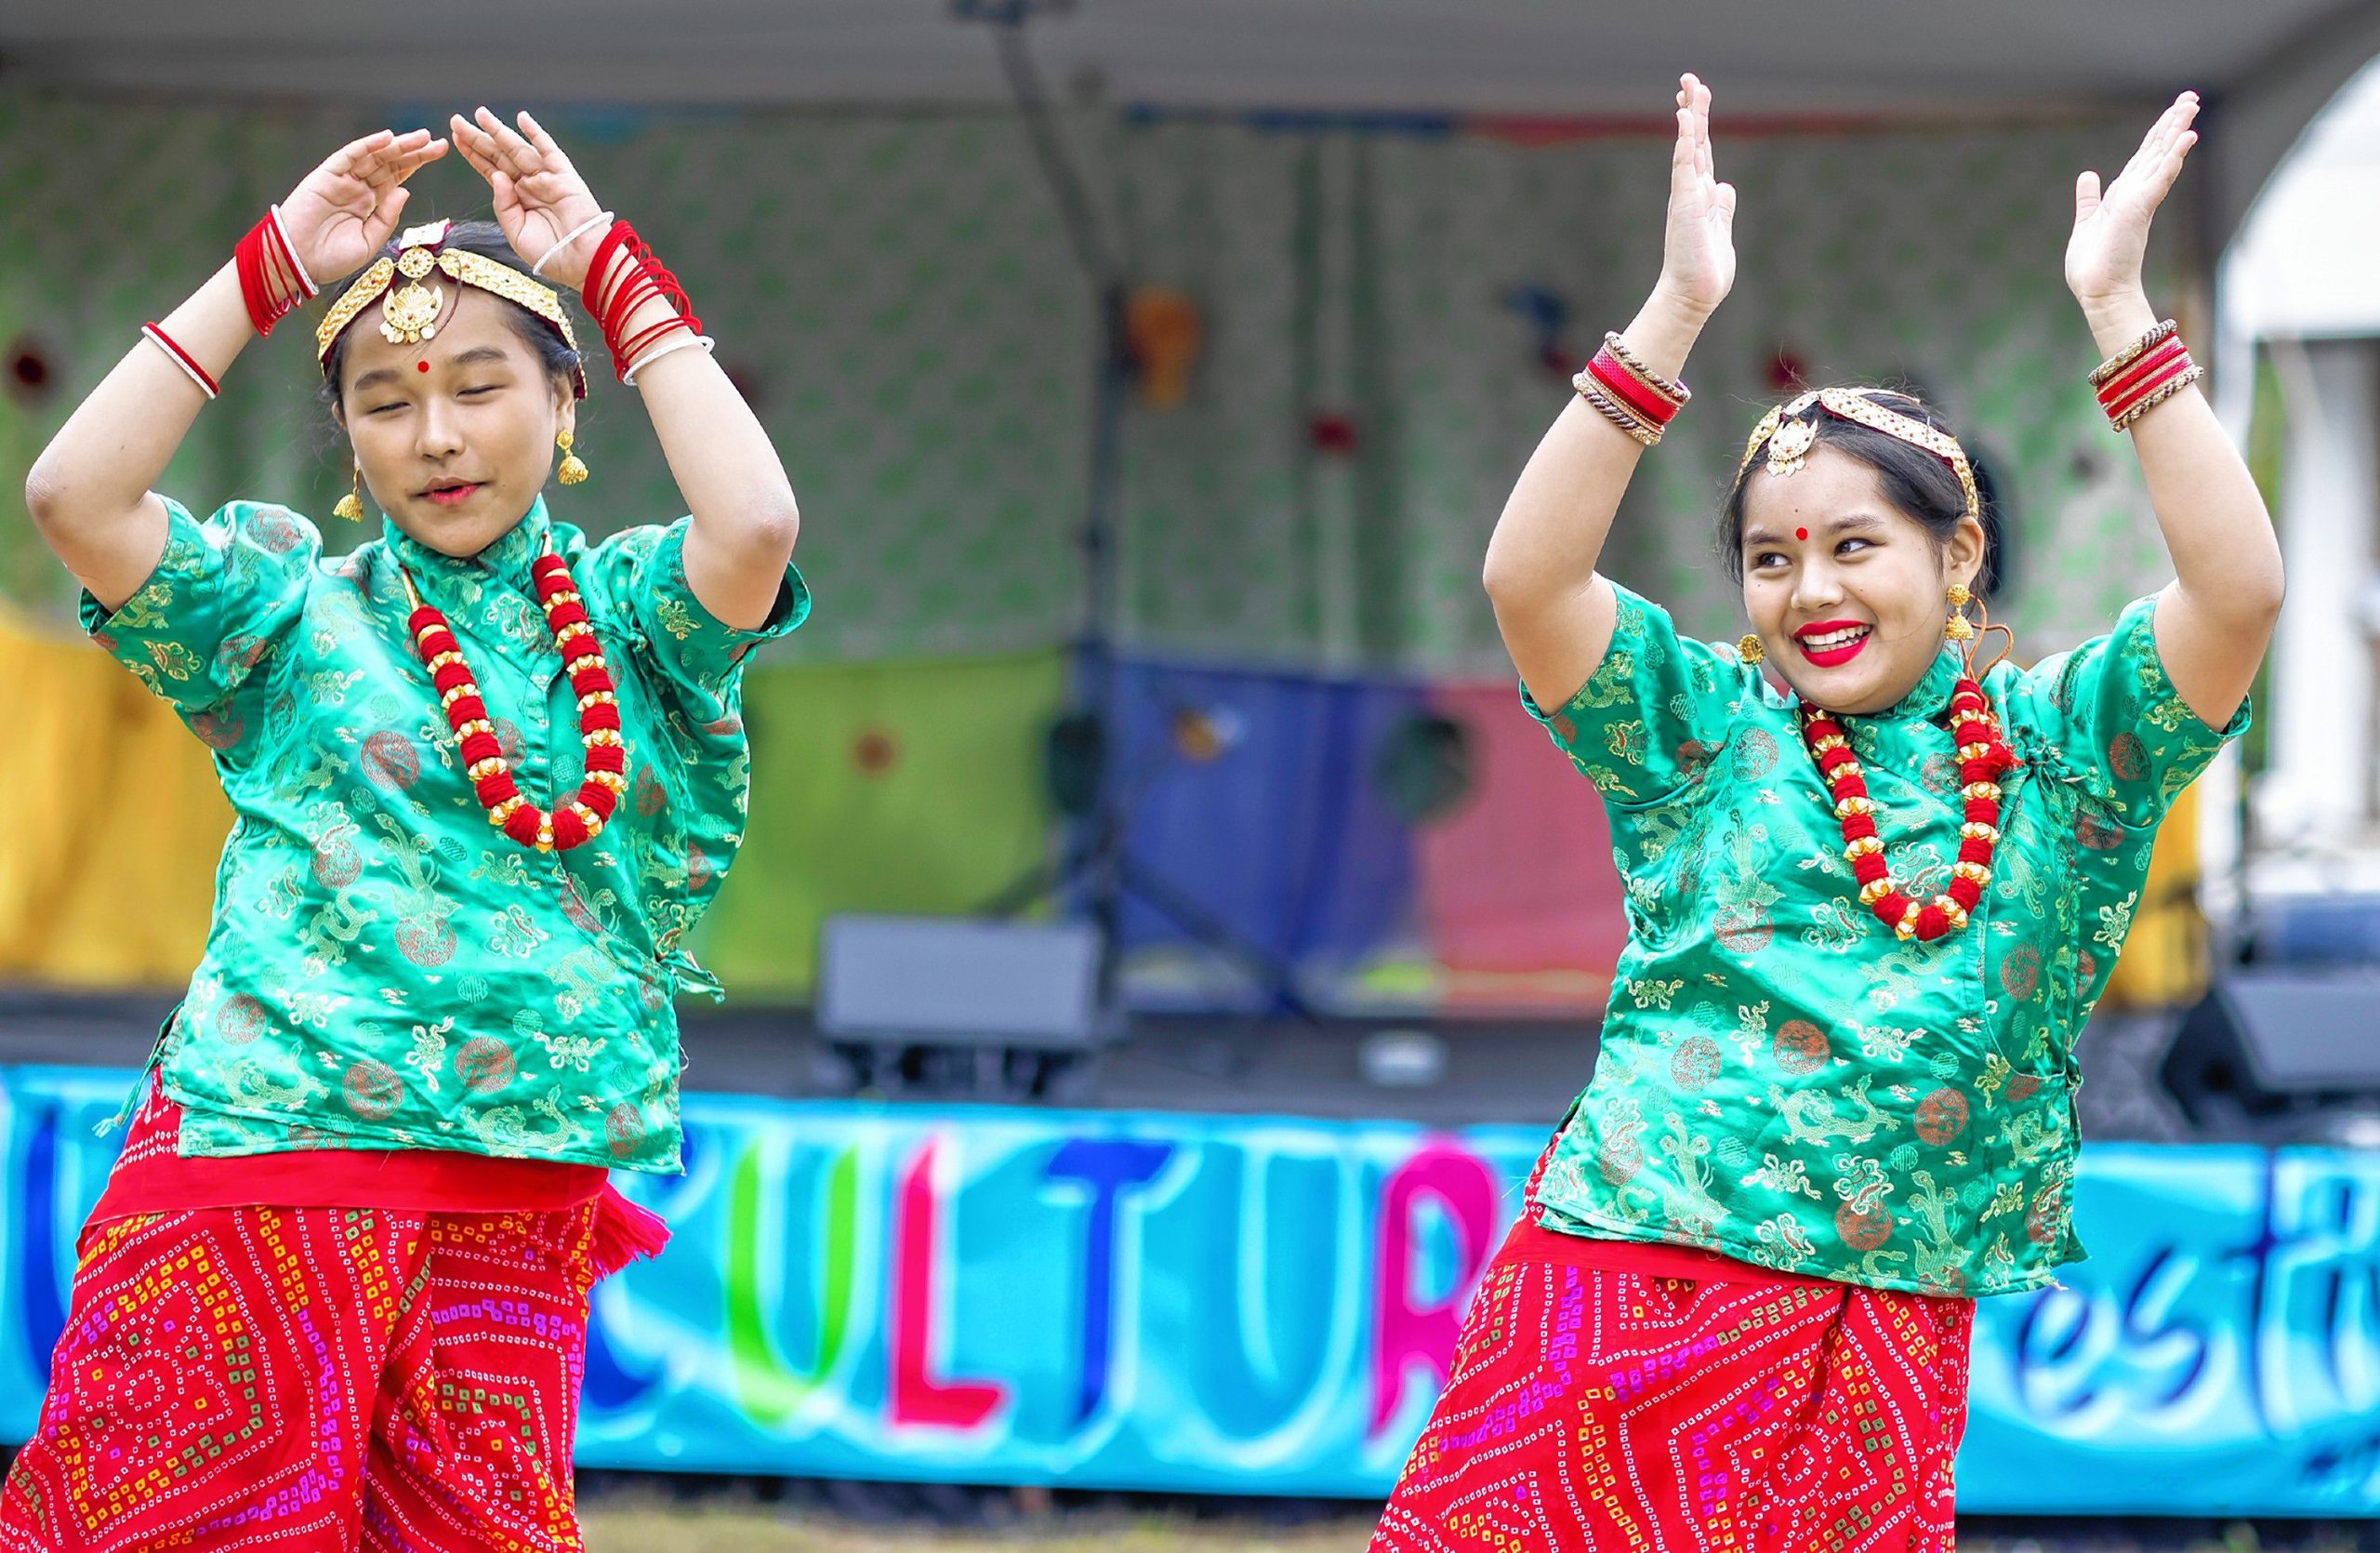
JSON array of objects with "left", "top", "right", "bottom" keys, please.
[
  {"left": 0, "top": 1194, "right": 662, "bottom": 1553},
  {"left": 1369, "top": 1214, "right": 1974, "bottom": 1553}
]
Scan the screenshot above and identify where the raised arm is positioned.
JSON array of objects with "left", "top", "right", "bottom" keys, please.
[
  {"left": 24, "top": 130, "right": 446, "bottom": 611},
  {"left": 450, "top": 108, "right": 800, "bottom": 632},
  {"left": 1483, "top": 73, "right": 1735, "bottom": 712},
  {"left": 2067, "top": 92, "right": 2284, "bottom": 728}
]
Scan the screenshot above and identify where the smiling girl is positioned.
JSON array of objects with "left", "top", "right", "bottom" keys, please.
[
  {"left": 1371, "top": 77, "right": 2281, "bottom": 1552},
  {"left": 6, "top": 112, "right": 803, "bottom": 1549}
]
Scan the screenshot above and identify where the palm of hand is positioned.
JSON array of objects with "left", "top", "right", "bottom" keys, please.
[
  {"left": 282, "top": 174, "right": 390, "bottom": 279},
  {"left": 2065, "top": 181, "right": 2150, "bottom": 301},
  {"left": 1670, "top": 190, "right": 1737, "bottom": 309},
  {"left": 492, "top": 164, "right": 602, "bottom": 264},
  {"left": 1659, "top": 75, "right": 1737, "bottom": 315},
  {"left": 451, "top": 111, "right": 605, "bottom": 282},
  {"left": 2068, "top": 92, "right": 2198, "bottom": 303},
  {"left": 274, "top": 129, "right": 447, "bottom": 282}
]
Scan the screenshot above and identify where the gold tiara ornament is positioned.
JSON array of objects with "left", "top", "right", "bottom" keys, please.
[
  {"left": 315, "top": 220, "right": 587, "bottom": 399},
  {"left": 1739, "top": 388, "right": 1979, "bottom": 521}
]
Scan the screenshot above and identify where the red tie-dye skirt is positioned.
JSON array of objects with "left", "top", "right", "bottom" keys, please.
[
  {"left": 1369, "top": 1146, "right": 1974, "bottom": 1553},
  {"left": 0, "top": 1192, "right": 664, "bottom": 1552}
]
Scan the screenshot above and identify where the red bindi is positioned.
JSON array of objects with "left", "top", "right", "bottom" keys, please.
[
  {"left": 1795, "top": 526, "right": 1809, "bottom": 540},
  {"left": 416, "top": 361, "right": 430, "bottom": 373}
]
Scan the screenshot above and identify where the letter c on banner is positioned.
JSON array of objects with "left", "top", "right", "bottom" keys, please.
[{"left": 1368, "top": 1139, "right": 1500, "bottom": 1434}]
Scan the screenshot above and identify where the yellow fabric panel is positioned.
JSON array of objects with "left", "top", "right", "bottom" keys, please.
[
  {"left": 0, "top": 608, "right": 230, "bottom": 986},
  {"left": 2100, "top": 781, "right": 2209, "bottom": 1011}
]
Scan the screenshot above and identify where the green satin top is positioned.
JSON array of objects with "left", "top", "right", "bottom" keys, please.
[
  {"left": 81, "top": 496, "right": 806, "bottom": 1173},
  {"left": 1523, "top": 582, "right": 2244, "bottom": 1296}
]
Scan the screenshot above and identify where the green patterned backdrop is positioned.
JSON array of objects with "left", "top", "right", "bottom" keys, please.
[
  {"left": 1112, "top": 115, "right": 2184, "bottom": 670},
  {"left": 0, "top": 89, "right": 2178, "bottom": 670}
]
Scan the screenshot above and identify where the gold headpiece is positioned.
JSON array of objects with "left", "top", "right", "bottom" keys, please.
[
  {"left": 1739, "top": 388, "right": 1979, "bottom": 521},
  {"left": 315, "top": 220, "right": 587, "bottom": 399}
]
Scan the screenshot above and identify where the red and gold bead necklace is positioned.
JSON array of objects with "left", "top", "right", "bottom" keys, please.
[
  {"left": 399, "top": 548, "right": 628, "bottom": 853},
  {"left": 1798, "top": 676, "right": 2018, "bottom": 943}
]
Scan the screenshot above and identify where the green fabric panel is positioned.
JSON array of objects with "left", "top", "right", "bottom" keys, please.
[{"left": 687, "top": 650, "right": 1066, "bottom": 998}]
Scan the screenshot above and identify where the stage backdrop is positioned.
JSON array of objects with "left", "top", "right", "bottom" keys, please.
[
  {"left": 0, "top": 90, "right": 2185, "bottom": 665},
  {"left": 1, "top": 1067, "right": 2373, "bottom": 1515},
  {"left": 0, "top": 88, "right": 2218, "bottom": 1011}
]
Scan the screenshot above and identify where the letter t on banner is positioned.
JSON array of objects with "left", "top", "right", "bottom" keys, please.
[
  {"left": 1369, "top": 1140, "right": 1500, "bottom": 1435},
  {"left": 891, "top": 1136, "right": 1011, "bottom": 1429},
  {"left": 1046, "top": 1136, "right": 1175, "bottom": 1425}
]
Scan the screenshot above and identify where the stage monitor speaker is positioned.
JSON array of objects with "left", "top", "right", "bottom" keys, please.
[{"left": 2160, "top": 970, "right": 2380, "bottom": 1136}]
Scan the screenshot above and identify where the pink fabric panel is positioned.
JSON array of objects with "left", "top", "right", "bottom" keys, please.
[{"left": 1415, "top": 682, "right": 1627, "bottom": 1004}]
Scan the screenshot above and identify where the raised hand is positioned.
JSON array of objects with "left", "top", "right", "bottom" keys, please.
[
  {"left": 1657, "top": 73, "right": 1737, "bottom": 319},
  {"left": 276, "top": 129, "right": 449, "bottom": 282},
  {"left": 449, "top": 108, "right": 609, "bottom": 289},
  {"left": 2068, "top": 92, "right": 2198, "bottom": 308}
]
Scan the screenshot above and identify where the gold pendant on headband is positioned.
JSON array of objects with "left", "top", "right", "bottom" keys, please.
[
  {"left": 381, "top": 280, "right": 443, "bottom": 345},
  {"left": 381, "top": 244, "right": 443, "bottom": 345},
  {"left": 1766, "top": 416, "right": 1818, "bottom": 476}
]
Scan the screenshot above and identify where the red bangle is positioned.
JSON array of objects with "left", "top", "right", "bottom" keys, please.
[
  {"left": 2103, "top": 355, "right": 2198, "bottom": 425},
  {"left": 616, "top": 316, "right": 692, "bottom": 365},
  {"left": 583, "top": 219, "right": 705, "bottom": 381},
  {"left": 231, "top": 206, "right": 316, "bottom": 337},
  {"left": 2096, "top": 336, "right": 2188, "bottom": 410},
  {"left": 1584, "top": 348, "right": 1680, "bottom": 429},
  {"left": 2105, "top": 352, "right": 2190, "bottom": 415},
  {"left": 141, "top": 323, "right": 219, "bottom": 399},
  {"left": 2100, "top": 339, "right": 2193, "bottom": 415},
  {"left": 587, "top": 221, "right": 640, "bottom": 313}
]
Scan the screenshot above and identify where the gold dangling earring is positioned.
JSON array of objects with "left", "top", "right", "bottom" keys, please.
[
  {"left": 556, "top": 429, "right": 589, "bottom": 486},
  {"left": 1737, "top": 632, "right": 1765, "bottom": 665},
  {"left": 1944, "top": 582, "right": 1976, "bottom": 644},
  {"left": 333, "top": 461, "right": 365, "bottom": 523}
]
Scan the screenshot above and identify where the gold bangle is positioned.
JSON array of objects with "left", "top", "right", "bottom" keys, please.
[
  {"left": 2111, "top": 365, "right": 2204, "bottom": 431},
  {"left": 2087, "top": 318, "right": 2179, "bottom": 388},
  {"left": 1574, "top": 381, "right": 1661, "bottom": 446}
]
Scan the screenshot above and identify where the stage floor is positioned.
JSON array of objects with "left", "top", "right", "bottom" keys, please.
[{"left": 0, "top": 987, "right": 2198, "bottom": 1139}]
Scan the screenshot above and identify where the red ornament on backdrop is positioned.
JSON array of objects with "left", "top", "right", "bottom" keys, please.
[
  {"left": 853, "top": 729, "right": 898, "bottom": 776},
  {"left": 1307, "top": 411, "right": 1359, "bottom": 455}
]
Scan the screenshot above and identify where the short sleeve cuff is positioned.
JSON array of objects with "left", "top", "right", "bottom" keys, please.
[
  {"left": 1516, "top": 583, "right": 1655, "bottom": 736},
  {"left": 1512, "top": 581, "right": 1752, "bottom": 810},
  {"left": 2118, "top": 594, "right": 2253, "bottom": 746},
  {"left": 76, "top": 497, "right": 311, "bottom": 710},
  {"left": 76, "top": 496, "right": 209, "bottom": 647},
  {"left": 647, "top": 518, "right": 813, "bottom": 688}
]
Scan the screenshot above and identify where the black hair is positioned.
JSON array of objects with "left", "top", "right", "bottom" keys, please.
[
  {"left": 1719, "top": 388, "right": 1998, "bottom": 594},
  {"left": 318, "top": 219, "right": 582, "bottom": 418}
]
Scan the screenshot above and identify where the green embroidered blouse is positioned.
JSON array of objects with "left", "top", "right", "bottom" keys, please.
[
  {"left": 81, "top": 496, "right": 807, "bottom": 1173},
  {"left": 1523, "top": 582, "right": 2245, "bottom": 1297}
]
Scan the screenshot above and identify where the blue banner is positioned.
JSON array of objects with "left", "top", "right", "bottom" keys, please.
[{"left": 1, "top": 1067, "right": 2375, "bottom": 1513}]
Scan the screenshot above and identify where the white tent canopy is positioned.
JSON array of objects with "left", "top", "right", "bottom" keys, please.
[
  {"left": 2227, "top": 57, "right": 2380, "bottom": 342},
  {"left": 6, "top": 0, "right": 2378, "bottom": 252}
]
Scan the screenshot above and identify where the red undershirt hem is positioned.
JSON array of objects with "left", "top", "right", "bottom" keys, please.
[{"left": 89, "top": 1073, "right": 606, "bottom": 1220}]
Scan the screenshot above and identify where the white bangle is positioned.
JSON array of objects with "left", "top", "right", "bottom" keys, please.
[
  {"left": 621, "top": 331, "right": 714, "bottom": 387},
  {"left": 141, "top": 324, "right": 218, "bottom": 400},
  {"left": 268, "top": 205, "right": 318, "bottom": 299},
  {"left": 533, "top": 211, "right": 615, "bottom": 279}
]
